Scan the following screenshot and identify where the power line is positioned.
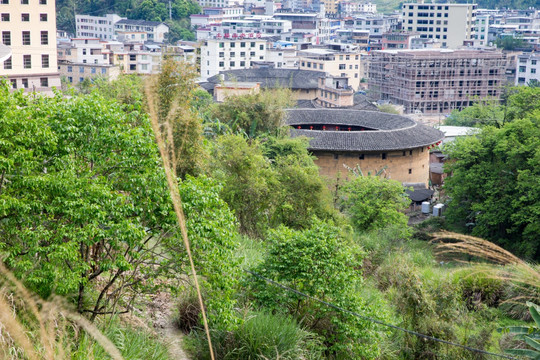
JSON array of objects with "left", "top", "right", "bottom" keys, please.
[{"left": 245, "top": 269, "right": 518, "bottom": 360}]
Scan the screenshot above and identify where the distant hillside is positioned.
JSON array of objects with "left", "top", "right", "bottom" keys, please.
[{"left": 56, "top": 0, "right": 200, "bottom": 42}]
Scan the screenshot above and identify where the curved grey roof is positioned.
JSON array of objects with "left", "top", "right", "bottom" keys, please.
[
  {"left": 286, "top": 109, "right": 444, "bottom": 152},
  {"left": 206, "top": 68, "right": 325, "bottom": 90}
]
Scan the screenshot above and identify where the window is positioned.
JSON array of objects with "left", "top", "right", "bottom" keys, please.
[
  {"left": 40, "top": 31, "right": 48, "bottom": 45},
  {"left": 409, "top": 150, "right": 413, "bottom": 155},
  {"left": 532, "top": 68, "right": 537, "bottom": 74},
  {"left": 129, "top": 54, "right": 136, "bottom": 61},
  {"left": 67, "top": 65, "right": 72, "bottom": 72},
  {"left": 40, "top": 13, "right": 47, "bottom": 21},
  {"left": 79, "top": 66, "right": 84, "bottom": 73},
  {"left": 41, "top": 54, "right": 49, "bottom": 68},
  {"left": 240, "top": 61, "right": 245, "bottom": 66},
  {"left": 319, "top": 64, "right": 323, "bottom": 70},
  {"left": 2, "top": 31, "right": 10, "bottom": 45},
  {"left": 91, "top": 67, "right": 96, "bottom": 74},
  {"left": 230, "top": 42, "right": 235, "bottom": 48},
  {"left": 240, "top": 51, "right": 245, "bottom": 57},
  {"left": 101, "top": 68, "right": 106, "bottom": 74},
  {"left": 219, "top": 42, "right": 224, "bottom": 48},
  {"left": 402, "top": 151, "right": 406, "bottom": 156},
  {"left": 250, "top": 42, "right": 255, "bottom": 47},
  {"left": 532, "top": 60, "right": 537, "bottom": 65},
  {"left": 408, "top": 168, "right": 412, "bottom": 174},
  {"left": 39, "top": 0, "right": 46, "bottom": 4},
  {"left": 68, "top": 76, "right": 73, "bottom": 83},
  {"left": 382, "top": 153, "right": 387, "bottom": 160},
  {"left": 240, "top": 42, "right": 245, "bottom": 47},
  {"left": 22, "top": 78, "right": 28, "bottom": 88},
  {"left": 129, "top": 64, "right": 136, "bottom": 70},
  {"left": 40, "top": 77, "right": 48, "bottom": 87},
  {"left": 0, "top": 0, "right": 9, "bottom": 4},
  {"left": 21, "top": 13, "right": 29, "bottom": 21},
  {"left": 359, "top": 154, "right": 364, "bottom": 160},
  {"left": 10, "top": 79, "right": 16, "bottom": 89},
  {"left": 1, "top": 13, "right": 9, "bottom": 21},
  {"left": 23, "top": 55, "right": 31, "bottom": 68},
  {"left": 22, "top": 31, "right": 30, "bottom": 45},
  {"left": 230, "top": 61, "right": 235, "bottom": 66},
  {"left": 333, "top": 154, "right": 339, "bottom": 160},
  {"left": 338, "top": 64, "right": 346, "bottom": 70},
  {"left": 21, "top": 0, "right": 28, "bottom": 3},
  {"left": 230, "top": 52, "right": 235, "bottom": 57},
  {"left": 3, "top": 56, "right": 11, "bottom": 69},
  {"left": 79, "top": 77, "right": 84, "bottom": 82},
  {"left": 250, "top": 51, "right": 255, "bottom": 56},
  {"left": 259, "top": 44, "right": 264, "bottom": 50}
]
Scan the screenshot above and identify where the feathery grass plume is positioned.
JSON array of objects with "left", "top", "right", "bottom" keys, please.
[
  {"left": 0, "top": 261, "right": 124, "bottom": 360},
  {"left": 431, "top": 231, "right": 540, "bottom": 318},
  {"left": 144, "top": 66, "right": 215, "bottom": 359}
]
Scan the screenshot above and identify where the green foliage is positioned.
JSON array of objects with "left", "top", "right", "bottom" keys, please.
[
  {"left": 339, "top": 175, "right": 411, "bottom": 237},
  {"left": 210, "top": 89, "right": 294, "bottom": 138},
  {"left": 445, "top": 98, "right": 504, "bottom": 127},
  {"left": 505, "top": 86, "right": 540, "bottom": 121},
  {"left": 148, "top": 58, "right": 207, "bottom": 178},
  {"left": 187, "top": 311, "right": 323, "bottom": 360},
  {"left": 500, "top": 302, "right": 540, "bottom": 359},
  {"left": 377, "top": 104, "right": 400, "bottom": 114},
  {"left": 168, "top": 175, "right": 241, "bottom": 330},
  {"left": 452, "top": 269, "right": 504, "bottom": 309},
  {"left": 0, "top": 83, "right": 175, "bottom": 319},
  {"left": 495, "top": 36, "right": 525, "bottom": 50},
  {"left": 73, "top": 319, "right": 171, "bottom": 360},
  {"left": 250, "top": 220, "right": 390, "bottom": 359},
  {"left": 443, "top": 114, "right": 540, "bottom": 260},
  {"left": 261, "top": 136, "right": 337, "bottom": 229},
  {"left": 210, "top": 135, "right": 278, "bottom": 237}
]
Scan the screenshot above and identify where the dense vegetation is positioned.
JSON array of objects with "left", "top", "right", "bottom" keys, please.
[
  {"left": 1, "top": 67, "right": 539, "bottom": 359},
  {"left": 56, "top": 0, "right": 200, "bottom": 41}
]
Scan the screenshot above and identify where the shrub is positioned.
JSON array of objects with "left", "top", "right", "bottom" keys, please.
[
  {"left": 453, "top": 269, "right": 504, "bottom": 309},
  {"left": 186, "top": 312, "right": 322, "bottom": 360}
]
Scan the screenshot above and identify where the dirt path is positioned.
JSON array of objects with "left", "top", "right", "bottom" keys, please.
[{"left": 148, "top": 291, "right": 191, "bottom": 360}]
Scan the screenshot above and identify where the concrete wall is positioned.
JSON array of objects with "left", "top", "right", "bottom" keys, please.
[{"left": 313, "top": 147, "right": 430, "bottom": 185}]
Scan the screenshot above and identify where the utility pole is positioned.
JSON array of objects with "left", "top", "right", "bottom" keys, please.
[{"left": 169, "top": 0, "right": 172, "bottom": 20}]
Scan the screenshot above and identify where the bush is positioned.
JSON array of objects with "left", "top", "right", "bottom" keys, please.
[
  {"left": 453, "top": 269, "right": 504, "bottom": 310},
  {"left": 186, "top": 312, "right": 322, "bottom": 360}
]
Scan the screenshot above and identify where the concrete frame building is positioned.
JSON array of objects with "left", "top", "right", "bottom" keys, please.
[
  {"left": 75, "top": 14, "right": 124, "bottom": 40},
  {"left": 402, "top": 2, "right": 477, "bottom": 48},
  {"left": 0, "top": 0, "right": 61, "bottom": 93},
  {"left": 201, "top": 37, "right": 267, "bottom": 79},
  {"left": 114, "top": 19, "right": 169, "bottom": 43},
  {"left": 516, "top": 52, "right": 539, "bottom": 86},
  {"left": 368, "top": 49, "right": 506, "bottom": 114}
]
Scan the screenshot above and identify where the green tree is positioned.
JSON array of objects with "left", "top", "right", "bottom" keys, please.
[
  {"left": 445, "top": 98, "right": 504, "bottom": 127},
  {"left": 261, "top": 136, "right": 337, "bottom": 229},
  {"left": 210, "top": 88, "right": 294, "bottom": 138},
  {"left": 147, "top": 58, "right": 207, "bottom": 178},
  {"left": 444, "top": 114, "right": 540, "bottom": 259},
  {"left": 129, "top": 0, "right": 168, "bottom": 21},
  {"left": 0, "top": 83, "right": 175, "bottom": 319},
  {"left": 377, "top": 103, "right": 400, "bottom": 114},
  {"left": 250, "top": 220, "right": 389, "bottom": 358},
  {"left": 339, "top": 175, "right": 411, "bottom": 237},
  {"left": 210, "top": 135, "right": 278, "bottom": 237},
  {"left": 495, "top": 36, "right": 525, "bottom": 51}
]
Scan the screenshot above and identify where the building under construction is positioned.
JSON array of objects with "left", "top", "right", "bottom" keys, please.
[{"left": 368, "top": 49, "right": 506, "bottom": 114}]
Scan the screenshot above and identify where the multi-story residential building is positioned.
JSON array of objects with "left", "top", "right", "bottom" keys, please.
[
  {"left": 297, "top": 46, "right": 365, "bottom": 89},
  {"left": 201, "top": 37, "right": 267, "bottom": 78},
  {"left": 58, "top": 61, "right": 120, "bottom": 86},
  {"left": 190, "top": 7, "right": 244, "bottom": 28},
  {"left": 516, "top": 52, "right": 539, "bottom": 86},
  {"left": 402, "top": 2, "right": 477, "bottom": 48},
  {"left": 335, "top": 29, "right": 369, "bottom": 48},
  {"left": 75, "top": 14, "right": 124, "bottom": 40},
  {"left": 368, "top": 49, "right": 506, "bottom": 114},
  {"left": 197, "top": 0, "right": 244, "bottom": 8},
  {"left": 381, "top": 32, "right": 420, "bottom": 50},
  {"left": 345, "top": 15, "right": 390, "bottom": 36},
  {"left": 474, "top": 14, "right": 491, "bottom": 46},
  {"left": 0, "top": 0, "right": 61, "bottom": 92},
  {"left": 114, "top": 19, "right": 169, "bottom": 43}
]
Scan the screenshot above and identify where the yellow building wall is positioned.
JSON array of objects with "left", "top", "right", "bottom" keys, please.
[{"left": 313, "top": 147, "right": 430, "bottom": 185}]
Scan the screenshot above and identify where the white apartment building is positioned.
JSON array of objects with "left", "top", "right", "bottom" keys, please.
[
  {"left": 516, "top": 52, "right": 539, "bottom": 86},
  {"left": 201, "top": 37, "right": 267, "bottom": 79},
  {"left": 474, "top": 14, "right": 490, "bottom": 46},
  {"left": 114, "top": 20, "right": 169, "bottom": 43},
  {"left": 197, "top": 0, "right": 244, "bottom": 8},
  {"left": 402, "top": 2, "right": 477, "bottom": 48},
  {"left": 75, "top": 14, "right": 124, "bottom": 40},
  {"left": 0, "top": 0, "right": 61, "bottom": 92},
  {"left": 345, "top": 15, "right": 391, "bottom": 36}
]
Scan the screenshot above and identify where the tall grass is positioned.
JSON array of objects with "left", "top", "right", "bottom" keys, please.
[{"left": 0, "top": 262, "right": 124, "bottom": 360}]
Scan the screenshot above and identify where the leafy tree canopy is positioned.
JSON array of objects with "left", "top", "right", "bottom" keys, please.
[{"left": 444, "top": 112, "right": 540, "bottom": 259}]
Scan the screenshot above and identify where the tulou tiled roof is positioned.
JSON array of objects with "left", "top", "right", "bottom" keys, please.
[
  {"left": 286, "top": 109, "right": 444, "bottom": 152},
  {"left": 206, "top": 68, "right": 325, "bottom": 90}
]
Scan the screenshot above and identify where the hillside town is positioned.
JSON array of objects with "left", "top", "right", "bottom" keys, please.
[{"left": 1, "top": 0, "right": 540, "bottom": 358}]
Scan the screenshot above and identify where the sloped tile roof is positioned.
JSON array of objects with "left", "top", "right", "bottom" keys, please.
[{"left": 286, "top": 109, "right": 444, "bottom": 151}]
